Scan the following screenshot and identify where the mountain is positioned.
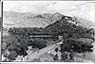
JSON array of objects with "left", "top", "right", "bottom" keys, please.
[
  {"left": 43, "top": 15, "right": 77, "bottom": 34},
  {"left": 74, "top": 16, "right": 95, "bottom": 28},
  {"left": 4, "top": 11, "right": 36, "bottom": 28},
  {"left": 4, "top": 11, "right": 63, "bottom": 29},
  {"left": 43, "top": 15, "right": 94, "bottom": 40},
  {"left": 4, "top": 11, "right": 95, "bottom": 30}
]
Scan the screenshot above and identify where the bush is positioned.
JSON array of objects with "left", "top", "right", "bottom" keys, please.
[
  {"left": 7, "top": 51, "right": 17, "bottom": 60},
  {"left": 32, "top": 38, "right": 47, "bottom": 49},
  {"left": 60, "top": 38, "right": 94, "bottom": 53}
]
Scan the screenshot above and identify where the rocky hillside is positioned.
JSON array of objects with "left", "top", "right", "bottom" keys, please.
[
  {"left": 4, "top": 11, "right": 63, "bottom": 28},
  {"left": 4, "top": 11, "right": 95, "bottom": 29},
  {"left": 74, "top": 16, "right": 95, "bottom": 28}
]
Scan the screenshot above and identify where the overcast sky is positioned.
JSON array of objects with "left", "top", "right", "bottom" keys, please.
[
  {"left": 0, "top": 2, "right": 1, "bottom": 17},
  {"left": 3, "top": 1, "right": 95, "bottom": 22}
]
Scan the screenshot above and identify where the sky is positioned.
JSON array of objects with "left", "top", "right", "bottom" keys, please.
[
  {"left": 0, "top": 2, "right": 1, "bottom": 17},
  {"left": 2, "top": 0, "right": 95, "bottom": 1},
  {"left": 3, "top": 1, "right": 95, "bottom": 22}
]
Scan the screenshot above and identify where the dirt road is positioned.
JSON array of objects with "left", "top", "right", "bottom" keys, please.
[{"left": 25, "top": 40, "right": 63, "bottom": 61}]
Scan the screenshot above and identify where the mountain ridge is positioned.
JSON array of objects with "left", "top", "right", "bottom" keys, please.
[{"left": 4, "top": 11, "right": 95, "bottom": 29}]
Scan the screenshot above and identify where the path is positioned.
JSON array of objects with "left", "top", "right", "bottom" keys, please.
[{"left": 25, "top": 40, "right": 63, "bottom": 61}]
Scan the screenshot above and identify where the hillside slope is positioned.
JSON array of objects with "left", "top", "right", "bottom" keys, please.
[
  {"left": 4, "top": 11, "right": 95, "bottom": 29},
  {"left": 4, "top": 11, "right": 63, "bottom": 28}
]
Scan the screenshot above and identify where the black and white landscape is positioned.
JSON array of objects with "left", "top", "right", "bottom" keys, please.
[
  {"left": 2, "top": 1, "right": 95, "bottom": 62},
  {"left": 0, "top": 2, "right": 2, "bottom": 61},
  {"left": 0, "top": 2, "right": 1, "bottom": 31},
  {"left": 3, "top": 0, "right": 95, "bottom": 1}
]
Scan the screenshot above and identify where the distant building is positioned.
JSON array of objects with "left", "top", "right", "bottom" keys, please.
[{"left": 29, "top": 34, "right": 58, "bottom": 40}]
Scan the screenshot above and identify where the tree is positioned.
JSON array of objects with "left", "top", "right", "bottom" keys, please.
[
  {"left": 7, "top": 51, "right": 17, "bottom": 61},
  {"left": 32, "top": 38, "right": 47, "bottom": 49},
  {"left": 60, "top": 38, "right": 94, "bottom": 61},
  {"left": 61, "top": 52, "right": 68, "bottom": 61},
  {"left": 44, "top": 15, "right": 95, "bottom": 61},
  {"left": 55, "top": 48, "right": 58, "bottom": 52},
  {"left": 53, "top": 54, "right": 58, "bottom": 61}
]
